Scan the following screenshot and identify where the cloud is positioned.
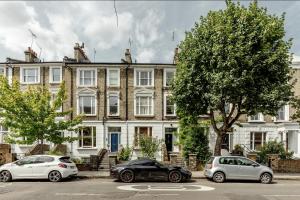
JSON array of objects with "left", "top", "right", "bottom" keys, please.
[
  {"left": 136, "top": 48, "right": 155, "bottom": 63},
  {"left": 134, "top": 9, "right": 164, "bottom": 47}
]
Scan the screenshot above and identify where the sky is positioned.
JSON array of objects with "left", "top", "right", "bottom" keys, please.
[{"left": 0, "top": 1, "right": 300, "bottom": 63}]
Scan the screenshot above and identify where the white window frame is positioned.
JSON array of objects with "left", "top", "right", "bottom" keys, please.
[
  {"left": 275, "top": 105, "right": 289, "bottom": 122},
  {"left": 134, "top": 126, "right": 152, "bottom": 147},
  {"left": 134, "top": 68, "right": 154, "bottom": 87},
  {"left": 0, "top": 125, "right": 9, "bottom": 144},
  {"left": 0, "top": 66, "right": 6, "bottom": 77},
  {"left": 164, "top": 93, "right": 176, "bottom": 116},
  {"left": 248, "top": 113, "right": 264, "bottom": 122},
  {"left": 78, "top": 126, "right": 97, "bottom": 149},
  {"left": 134, "top": 93, "right": 154, "bottom": 116},
  {"left": 49, "top": 66, "right": 62, "bottom": 83},
  {"left": 164, "top": 68, "right": 176, "bottom": 87},
  {"left": 20, "top": 66, "right": 40, "bottom": 84},
  {"left": 77, "top": 68, "right": 97, "bottom": 87},
  {"left": 107, "top": 68, "right": 120, "bottom": 87},
  {"left": 107, "top": 92, "right": 120, "bottom": 116},
  {"left": 77, "top": 92, "right": 97, "bottom": 116},
  {"left": 250, "top": 132, "right": 267, "bottom": 151}
]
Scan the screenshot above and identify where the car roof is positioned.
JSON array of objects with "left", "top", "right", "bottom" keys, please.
[{"left": 25, "top": 155, "right": 67, "bottom": 158}]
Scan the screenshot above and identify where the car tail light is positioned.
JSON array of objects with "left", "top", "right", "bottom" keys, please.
[
  {"left": 58, "top": 163, "right": 67, "bottom": 168},
  {"left": 206, "top": 164, "right": 212, "bottom": 169}
]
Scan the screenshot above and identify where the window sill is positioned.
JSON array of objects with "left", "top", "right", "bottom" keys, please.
[
  {"left": 248, "top": 120, "right": 265, "bottom": 123},
  {"left": 49, "top": 81, "right": 62, "bottom": 84},
  {"left": 274, "top": 120, "right": 290, "bottom": 123},
  {"left": 80, "top": 114, "right": 97, "bottom": 117},
  {"left": 135, "top": 115, "right": 155, "bottom": 118},
  {"left": 165, "top": 115, "right": 177, "bottom": 117},
  {"left": 107, "top": 115, "right": 120, "bottom": 119},
  {"left": 77, "top": 85, "right": 97, "bottom": 88},
  {"left": 77, "top": 148, "right": 98, "bottom": 150},
  {"left": 20, "top": 82, "right": 40, "bottom": 85}
]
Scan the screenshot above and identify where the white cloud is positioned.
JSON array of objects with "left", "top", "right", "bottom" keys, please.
[
  {"left": 136, "top": 48, "right": 155, "bottom": 63},
  {"left": 134, "top": 10, "right": 164, "bottom": 47}
]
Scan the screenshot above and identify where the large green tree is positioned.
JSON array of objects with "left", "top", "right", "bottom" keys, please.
[
  {"left": 0, "top": 76, "right": 82, "bottom": 148},
  {"left": 172, "top": 0, "right": 293, "bottom": 155}
]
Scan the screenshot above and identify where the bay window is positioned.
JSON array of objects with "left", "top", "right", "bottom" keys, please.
[
  {"left": 78, "top": 127, "right": 96, "bottom": 148},
  {"left": 134, "top": 127, "right": 152, "bottom": 147},
  {"left": 250, "top": 132, "right": 267, "bottom": 151}
]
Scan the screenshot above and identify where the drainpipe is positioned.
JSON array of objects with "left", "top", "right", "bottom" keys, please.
[
  {"left": 126, "top": 64, "right": 129, "bottom": 147},
  {"left": 103, "top": 69, "right": 107, "bottom": 149}
]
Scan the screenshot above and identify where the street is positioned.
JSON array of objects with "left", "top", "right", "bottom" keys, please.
[{"left": 1, "top": 178, "right": 300, "bottom": 200}]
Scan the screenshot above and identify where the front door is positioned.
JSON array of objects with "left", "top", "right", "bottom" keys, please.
[
  {"left": 165, "top": 133, "right": 173, "bottom": 152},
  {"left": 110, "top": 133, "right": 119, "bottom": 152}
]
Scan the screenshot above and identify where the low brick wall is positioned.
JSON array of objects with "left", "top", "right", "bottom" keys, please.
[{"left": 276, "top": 159, "right": 300, "bottom": 173}]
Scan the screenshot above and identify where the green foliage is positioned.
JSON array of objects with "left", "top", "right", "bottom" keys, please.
[
  {"left": 139, "top": 135, "right": 162, "bottom": 159},
  {"left": 171, "top": 0, "right": 293, "bottom": 155},
  {"left": 47, "top": 149, "right": 64, "bottom": 156},
  {"left": 0, "top": 76, "right": 82, "bottom": 146},
  {"left": 118, "top": 146, "right": 132, "bottom": 161},
  {"left": 232, "top": 144, "right": 244, "bottom": 156},
  {"left": 257, "top": 140, "right": 294, "bottom": 164},
  {"left": 71, "top": 157, "right": 83, "bottom": 164},
  {"left": 179, "top": 116, "right": 212, "bottom": 161}
]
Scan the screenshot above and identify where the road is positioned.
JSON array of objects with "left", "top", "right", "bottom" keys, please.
[{"left": 1, "top": 178, "right": 300, "bottom": 200}]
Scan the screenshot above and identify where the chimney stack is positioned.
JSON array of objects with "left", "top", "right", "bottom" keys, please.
[
  {"left": 74, "top": 42, "right": 90, "bottom": 63},
  {"left": 173, "top": 48, "right": 179, "bottom": 64},
  {"left": 125, "top": 49, "right": 132, "bottom": 63},
  {"left": 24, "top": 47, "right": 39, "bottom": 62}
]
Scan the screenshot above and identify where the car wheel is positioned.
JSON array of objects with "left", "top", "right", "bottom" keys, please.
[
  {"left": 260, "top": 173, "right": 272, "bottom": 184},
  {"left": 120, "top": 170, "right": 135, "bottom": 183},
  {"left": 213, "top": 172, "right": 225, "bottom": 183},
  {"left": 0, "top": 170, "right": 12, "bottom": 182},
  {"left": 169, "top": 170, "right": 182, "bottom": 183},
  {"left": 48, "top": 170, "right": 62, "bottom": 182}
]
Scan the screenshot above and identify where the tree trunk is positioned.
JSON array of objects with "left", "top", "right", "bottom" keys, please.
[
  {"left": 40, "top": 139, "right": 44, "bottom": 155},
  {"left": 214, "top": 134, "right": 222, "bottom": 156}
]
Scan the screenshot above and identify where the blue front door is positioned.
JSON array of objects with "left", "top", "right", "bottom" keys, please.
[{"left": 111, "top": 133, "right": 119, "bottom": 152}]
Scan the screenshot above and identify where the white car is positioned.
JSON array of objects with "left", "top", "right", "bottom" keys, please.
[{"left": 0, "top": 155, "right": 78, "bottom": 182}]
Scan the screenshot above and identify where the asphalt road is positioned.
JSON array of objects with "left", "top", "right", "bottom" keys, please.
[{"left": 1, "top": 178, "right": 300, "bottom": 200}]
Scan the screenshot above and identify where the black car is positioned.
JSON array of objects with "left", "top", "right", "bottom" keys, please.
[{"left": 110, "top": 158, "right": 192, "bottom": 183}]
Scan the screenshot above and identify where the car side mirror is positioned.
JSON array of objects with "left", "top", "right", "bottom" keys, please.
[
  {"left": 15, "top": 161, "right": 24, "bottom": 166},
  {"left": 252, "top": 163, "right": 259, "bottom": 167}
]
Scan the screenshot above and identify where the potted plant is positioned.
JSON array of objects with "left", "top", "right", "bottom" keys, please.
[{"left": 117, "top": 146, "right": 132, "bottom": 164}]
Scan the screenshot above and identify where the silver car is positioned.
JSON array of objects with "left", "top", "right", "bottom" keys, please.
[{"left": 204, "top": 156, "right": 273, "bottom": 184}]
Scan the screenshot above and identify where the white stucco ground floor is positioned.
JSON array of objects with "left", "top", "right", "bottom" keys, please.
[{"left": 1, "top": 121, "right": 300, "bottom": 160}]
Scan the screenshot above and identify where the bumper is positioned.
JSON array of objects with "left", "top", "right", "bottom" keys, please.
[
  {"left": 204, "top": 169, "right": 213, "bottom": 178},
  {"left": 110, "top": 169, "right": 120, "bottom": 179},
  {"left": 61, "top": 168, "right": 78, "bottom": 178}
]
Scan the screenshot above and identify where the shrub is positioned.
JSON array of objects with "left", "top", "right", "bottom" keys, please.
[
  {"left": 181, "top": 125, "right": 212, "bottom": 162},
  {"left": 47, "top": 149, "right": 64, "bottom": 156},
  {"left": 139, "top": 135, "right": 162, "bottom": 159},
  {"left": 257, "top": 140, "right": 294, "bottom": 164},
  {"left": 232, "top": 144, "right": 244, "bottom": 156},
  {"left": 71, "top": 157, "right": 83, "bottom": 164},
  {"left": 118, "top": 146, "right": 132, "bottom": 161}
]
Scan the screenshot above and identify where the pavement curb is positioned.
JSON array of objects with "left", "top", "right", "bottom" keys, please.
[{"left": 77, "top": 175, "right": 300, "bottom": 181}]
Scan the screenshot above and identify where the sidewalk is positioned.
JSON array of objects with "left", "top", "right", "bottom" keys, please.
[{"left": 77, "top": 170, "right": 300, "bottom": 180}]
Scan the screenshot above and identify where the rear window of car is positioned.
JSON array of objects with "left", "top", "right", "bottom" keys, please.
[
  {"left": 37, "top": 156, "right": 55, "bottom": 163},
  {"left": 59, "top": 157, "right": 72, "bottom": 163}
]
